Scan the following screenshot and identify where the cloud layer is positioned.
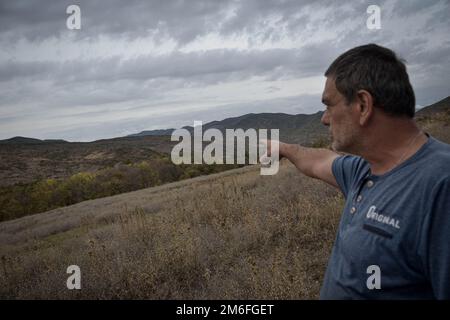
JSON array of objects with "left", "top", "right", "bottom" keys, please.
[{"left": 0, "top": 0, "right": 449, "bottom": 141}]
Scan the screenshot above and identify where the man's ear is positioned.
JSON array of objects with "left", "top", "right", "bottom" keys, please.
[{"left": 356, "top": 90, "right": 374, "bottom": 126}]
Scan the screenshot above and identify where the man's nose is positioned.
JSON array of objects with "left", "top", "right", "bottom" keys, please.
[{"left": 321, "top": 110, "right": 330, "bottom": 126}]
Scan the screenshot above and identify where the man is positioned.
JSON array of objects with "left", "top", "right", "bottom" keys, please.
[{"left": 265, "top": 44, "right": 450, "bottom": 299}]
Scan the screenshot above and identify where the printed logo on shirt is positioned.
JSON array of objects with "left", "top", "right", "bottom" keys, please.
[{"left": 366, "top": 205, "right": 400, "bottom": 229}]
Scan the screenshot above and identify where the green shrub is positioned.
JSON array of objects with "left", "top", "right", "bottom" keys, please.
[{"left": 0, "top": 158, "right": 244, "bottom": 222}]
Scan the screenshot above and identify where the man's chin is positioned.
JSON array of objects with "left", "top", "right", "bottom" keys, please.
[
  {"left": 331, "top": 140, "right": 347, "bottom": 153},
  {"left": 331, "top": 140, "right": 340, "bottom": 152}
]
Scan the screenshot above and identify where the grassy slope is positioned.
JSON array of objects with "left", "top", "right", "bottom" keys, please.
[
  {"left": 0, "top": 161, "right": 343, "bottom": 299},
  {"left": 0, "top": 135, "right": 174, "bottom": 187}
]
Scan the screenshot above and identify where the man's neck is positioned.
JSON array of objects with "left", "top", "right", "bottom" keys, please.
[{"left": 359, "top": 118, "right": 428, "bottom": 176}]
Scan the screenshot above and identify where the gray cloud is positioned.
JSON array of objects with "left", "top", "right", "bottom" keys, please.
[
  {"left": 0, "top": 46, "right": 335, "bottom": 84},
  {"left": 0, "top": 0, "right": 232, "bottom": 42},
  {"left": 0, "top": 0, "right": 449, "bottom": 141}
]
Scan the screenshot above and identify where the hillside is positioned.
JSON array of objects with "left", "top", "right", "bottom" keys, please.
[
  {"left": 0, "top": 111, "right": 329, "bottom": 188},
  {"left": 0, "top": 110, "right": 330, "bottom": 222},
  {"left": 129, "top": 111, "right": 328, "bottom": 144},
  {"left": 0, "top": 135, "right": 175, "bottom": 187},
  {"left": 0, "top": 136, "right": 60, "bottom": 145},
  {"left": 127, "top": 129, "right": 175, "bottom": 137},
  {"left": 0, "top": 161, "right": 343, "bottom": 299},
  {"left": 416, "top": 96, "right": 450, "bottom": 116},
  {"left": 415, "top": 95, "right": 450, "bottom": 143}
]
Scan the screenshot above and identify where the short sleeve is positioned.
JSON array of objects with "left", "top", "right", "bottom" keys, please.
[
  {"left": 418, "top": 177, "right": 450, "bottom": 299},
  {"left": 331, "top": 155, "right": 368, "bottom": 198}
]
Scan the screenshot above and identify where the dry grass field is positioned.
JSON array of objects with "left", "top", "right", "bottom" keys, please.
[{"left": 0, "top": 160, "right": 343, "bottom": 299}]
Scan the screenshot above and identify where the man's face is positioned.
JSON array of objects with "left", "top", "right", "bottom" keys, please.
[{"left": 321, "top": 77, "right": 361, "bottom": 153}]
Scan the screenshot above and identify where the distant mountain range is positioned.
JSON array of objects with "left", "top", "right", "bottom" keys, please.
[
  {"left": 127, "top": 129, "right": 175, "bottom": 137},
  {"left": 127, "top": 111, "right": 328, "bottom": 144},
  {"left": 1, "top": 95, "right": 449, "bottom": 146},
  {"left": 0, "top": 136, "right": 68, "bottom": 145},
  {"left": 127, "top": 95, "right": 450, "bottom": 144}
]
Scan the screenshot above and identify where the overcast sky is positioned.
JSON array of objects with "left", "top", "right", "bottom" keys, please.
[{"left": 0, "top": 0, "right": 449, "bottom": 141}]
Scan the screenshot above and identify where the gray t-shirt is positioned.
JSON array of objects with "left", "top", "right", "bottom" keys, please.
[{"left": 320, "top": 135, "right": 450, "bottom": 299}]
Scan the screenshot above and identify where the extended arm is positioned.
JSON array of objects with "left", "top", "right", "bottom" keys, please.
[{"left": 266, "top": 141, "right": 340, "bottom": 188}]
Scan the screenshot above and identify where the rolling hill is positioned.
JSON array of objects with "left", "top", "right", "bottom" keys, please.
[
  {"left": 415, "top": 96, "right": 450, "bottom": 116},
  {"left": 128, "top": 111, "right": 328, "bottom": 144}
]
